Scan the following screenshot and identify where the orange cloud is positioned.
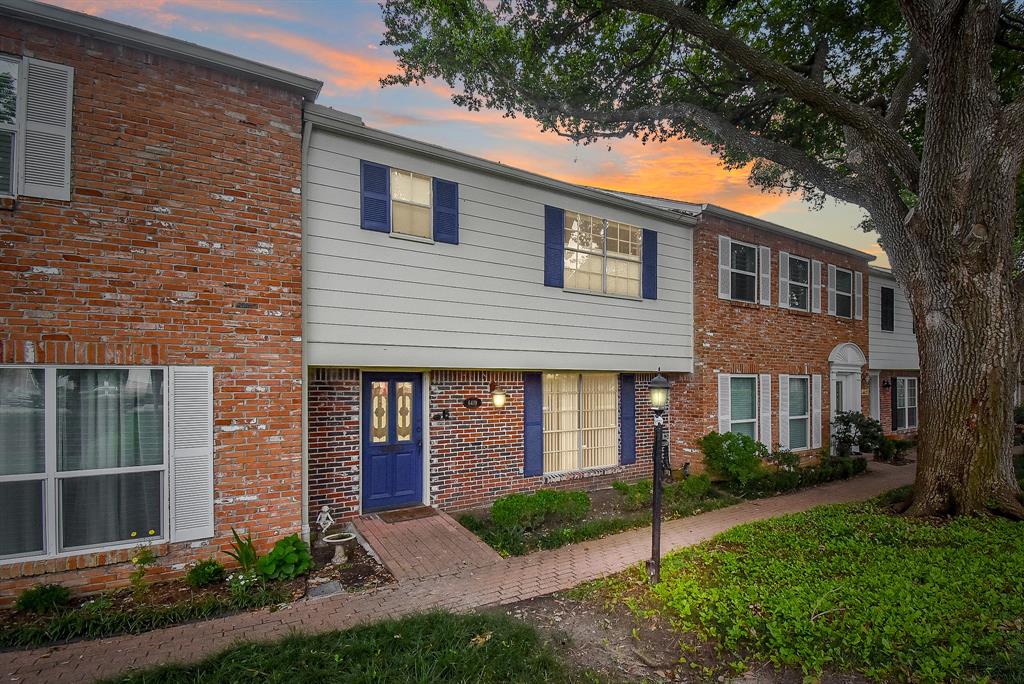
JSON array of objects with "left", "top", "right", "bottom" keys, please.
[
  {"left": 50, "top": 0, "right": 298, "bottom": 26},
  {"left": 223, "top": 26, "right": 395, "bottom": 93}
]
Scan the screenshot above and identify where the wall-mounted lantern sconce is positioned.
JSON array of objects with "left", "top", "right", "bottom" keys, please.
[
  {"left": 881, "top": 379, "right": 892, "bottom": 390},
  {"left": 490, "top": 383, "right": 507, "bottom": 408}
]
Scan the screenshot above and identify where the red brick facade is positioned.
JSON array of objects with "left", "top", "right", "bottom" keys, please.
[
  {"left": 0, "top": 19, "right": 305, "bottom": 601},
  {"left": 306, "top": 369, "right": 663, "bottom": 524},
  {"left": 669, "top": 214, "right": 872, "bottom": 469}
]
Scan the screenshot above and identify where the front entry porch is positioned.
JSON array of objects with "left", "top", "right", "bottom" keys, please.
[{"left": 352, "top": 507, "right": 500, "bottom": 581}]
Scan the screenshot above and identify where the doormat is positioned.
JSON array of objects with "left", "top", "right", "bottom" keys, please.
[{"left": 377, "top": 506, "right": 438, "bottom": 523}]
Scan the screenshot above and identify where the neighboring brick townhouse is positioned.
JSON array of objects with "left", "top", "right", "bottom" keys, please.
[
  {"left": 867, "top": 266, "right": 920, "bottom": 437},
  {"left": 0, "top": 0, "right": 321, "bottom": 601}
]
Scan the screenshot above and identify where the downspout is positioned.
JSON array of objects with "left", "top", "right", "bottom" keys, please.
[{"left": 300, "top": 117, "right": 313, "bottom": 542}]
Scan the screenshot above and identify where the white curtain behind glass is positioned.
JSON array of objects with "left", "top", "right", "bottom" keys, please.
[
  {"left": 0, "top": 368, "right": 45, "bottom": 557},
  {"left": 57, "top": 369, "right": 164, "bottom": 549}
]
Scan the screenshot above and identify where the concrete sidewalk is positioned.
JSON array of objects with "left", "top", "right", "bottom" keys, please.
[{"left": 0, "top": 462, "right": 914, "bottom": 683}]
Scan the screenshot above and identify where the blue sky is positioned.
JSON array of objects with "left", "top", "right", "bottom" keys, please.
[{"left": 54, "top": 0, "right": 886, "bottom": 265}]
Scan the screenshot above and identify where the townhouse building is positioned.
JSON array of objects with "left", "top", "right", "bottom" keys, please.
[
  {"left": 302, "top": 104, "right": 695, "bottom": 525},
  {"left": 0, "top": 0, "right": 320, "bottom": 601},
  {"left": 867, "top": 266, "right": 920, "bottom": 436}
]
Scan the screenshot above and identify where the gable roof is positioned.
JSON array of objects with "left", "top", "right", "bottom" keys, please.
[{"left": 0, "top": 0, "right": 322, "bottom": 99}]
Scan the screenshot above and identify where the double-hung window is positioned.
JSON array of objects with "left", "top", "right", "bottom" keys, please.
[
  {"left": 895, "top": 377, "right": 918, "bottom": 430},
  {"left": 727, "top": 241, "right": 758, "bottom": 303},
  {"left": 542, "top": 373, "right": 618, "bottom": 473},
  {"left": 0, "top": 367, "right": 167, "bottom": 561},
  {"left": 728, "top": 375, "right": 758, "bottom": 439},
  {"left": 880, "top": 286, "right": 895, "bottom": 331},
  {"left": 563, "top": 211, "right": 642, "bottom": 297},
  {"left": 0, "top": 57, "right": 18, "bottom": 196},
  {"left": 788, "top": 376, "right": 810, "bottom": 449},
  {"left": 834, "top": 267, "right": 853, "bottom": 318},
  {"left": 390, "top": 168, "right": 432, "bottom": 239},
  {"left": 786, "top": 255, "right": 810, "bottom": 310}
]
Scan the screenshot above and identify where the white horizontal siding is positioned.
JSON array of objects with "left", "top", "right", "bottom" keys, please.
[
  {"left": 868, "top": 273, "right": 919, "bottom": 370},
  {"left": 304, "top": 129, "right": 694, "bottom": 372}
]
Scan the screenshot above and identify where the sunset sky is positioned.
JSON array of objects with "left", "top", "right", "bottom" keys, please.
[{"left": 54, "top": 0, "right": 887, "bottom": 265}]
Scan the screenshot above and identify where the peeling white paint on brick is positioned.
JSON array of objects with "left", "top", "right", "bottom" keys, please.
[
  {"left": 29, "top": 265, "right": 61, "bottom": 275},
  {"left": 211, "top": 193, "right": 236, "bottom": 203}
]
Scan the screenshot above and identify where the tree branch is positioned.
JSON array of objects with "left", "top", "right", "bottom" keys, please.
[
  {"left": 886, "top": 42, "right": 928, "bottom": 124},
  {"left": 609, "top": 0, "right": 922, "bottom": 191},
  {"left": 532, "top": 98, "right": 870, "bottom": 208}
]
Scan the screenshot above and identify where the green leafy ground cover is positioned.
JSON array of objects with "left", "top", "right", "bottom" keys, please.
[
  {"left": 578, "top": 489, "right": 1024, "bottom": 682},
  {"left": 101, "top": 611, "right": 598, "bottom": 684}
]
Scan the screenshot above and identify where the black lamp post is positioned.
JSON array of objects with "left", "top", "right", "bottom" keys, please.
[{"left": 647, "top": 371, "right": 670, "bottom": 585}]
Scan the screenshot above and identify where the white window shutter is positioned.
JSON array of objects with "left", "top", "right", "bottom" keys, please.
[
  {"left": 827, "top": 264, "right": 837, "bottom": 316},
  {"left": 19, "top": 58, "right": 73, "bottom": 201},
  {"left": 811, "top": 374, "right": 822, "bottom": 449},
  {"left": 778, "top": 374, "right": 790, "bottom": 449},
  {"left": 778, "top": 251, "right": 790, "bottom": 308},
  {"left": 758, "top": 373, "right": 772, "bottom": 446},
  {"left": 811, "top": 260, "right": 822, "bottom": 313},
  {"left": 758, "top": 246, "right": 771, "bottom": 306},
  {"left": 718, "top": 236, "right": 731, "bottom": 299},
  {"left": 854, "top": 271, "right": 863, "bottom": 320},
  {"left": 170, "top": 366, "right": 215, "bottom": 542},
  {"left": 717, "top": 373, "right": 731, "bottom": 433}
]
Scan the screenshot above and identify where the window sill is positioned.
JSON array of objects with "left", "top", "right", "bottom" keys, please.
[
  {"left": 781, "top": 306, "right": 813, "bottom": 317},
  {"left": 562, "top": 288, "right": 643, "bottom": 302},
  {"left": 389, "top": 232, "right": 434, "bottom": 245},
  {"left": 541, "top": 463, "right": 625, "bottom": 483}
]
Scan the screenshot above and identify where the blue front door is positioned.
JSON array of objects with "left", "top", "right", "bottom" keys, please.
[{"left": 362, "top": 373, "right": 423, "bottom": 512}]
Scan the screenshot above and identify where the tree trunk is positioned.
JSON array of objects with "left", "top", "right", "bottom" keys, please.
[{"left": 904, "top": 262, "right": 1024, "bottom": 518}]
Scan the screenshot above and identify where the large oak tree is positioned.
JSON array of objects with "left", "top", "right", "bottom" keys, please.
[{"left": 381, "top": 0, "right": 1024, "bottom": 516}]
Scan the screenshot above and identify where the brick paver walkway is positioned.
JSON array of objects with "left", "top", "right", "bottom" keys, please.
[
  {"left": 353, "top": 510, "right": 501, "bottom": 581},
  {"left": 0, "top": 462, "right": 914, "bottom": 683}
]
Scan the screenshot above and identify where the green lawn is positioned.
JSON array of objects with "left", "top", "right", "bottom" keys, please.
[
  {"left": 581, "top": 488, "right": 1024, "bottom": 683},
  {"left": 101, "top": 612, "right": 597, "bottom": 684}
]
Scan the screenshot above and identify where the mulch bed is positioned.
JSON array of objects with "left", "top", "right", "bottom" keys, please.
[{"left": 308, "top": 539, "right": 394, "bottom": 594}]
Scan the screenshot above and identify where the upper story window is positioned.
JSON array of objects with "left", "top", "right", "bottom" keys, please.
[
  {"left": 727, "top": 240, "right": 758, "bottom": 303},
  {"left": 390, "top": 168, "right": 432, "bottom": 239},
  {"left": 563, "top": 211, "right": 642, "bottom": 298},
  {"left": 833, "top": 267, "right": 853, "bottom": 318},
  {"left": 542, "top": 372, "right": 618, "bottom": 473},
  {"left": 785, "top": 254, "right": 810, "bottom": 311},
  {"left": 880, "top": 286, "right": 895, "bottom": 331},
  {"left": 359, "top": 160, "right": 459, "bottom": 245}
]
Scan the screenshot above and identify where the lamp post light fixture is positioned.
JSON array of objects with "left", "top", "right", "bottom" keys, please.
[{"left": 647, "top": 371, "right": 671, "bottom": 585}]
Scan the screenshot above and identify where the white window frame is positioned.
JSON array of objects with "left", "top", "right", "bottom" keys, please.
[
  {"left": 727, "top": 239, "right": 759, "bottom": 304},
  {"left": 788, "top": 375, "right": 811, "bottom": 449},
  {"left": 728, "top": 374, "right": 759, "bottom": 439},
  {"left": 0, "top": 365, "right": 169, "bottom": 564},
  {"left": 0, "top": 54, "right": 20, "bottom": 198},
  {"left": 896, "top": 376, "right": 918, "bottom": 430},
  {"left": 389, "top": 167, "right": 433, "bottom": 241},
  {"left": 834, "top": 266, "right": 854, "bottom": 319},
  {"left": 786, "top": 254, "right": 811, "bottom": 311},
  {"left": 563, "top": 211, "right": 643, "bottom": 299},
  {"left": 542, "top": 372, "right": 619, "bottom": 474}
]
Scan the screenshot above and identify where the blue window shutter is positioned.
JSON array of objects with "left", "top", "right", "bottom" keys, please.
[
  {"left": 523, "top": 372, "right": 543, "bottom": 477},
  {"left": 642, "top": 229, "right": 658, "bottom": 300},
  {"left": 544, "top": 206, "right": 564, "bottom": 288},
  {"left": 619, "top": 374, "right": 636, "bottom": 465},
  {"left": 360, "top": 160, "right": 390, "bottom": 232},
  {"left": 433, "top": 178, "right": 459, "bottom": 244}
]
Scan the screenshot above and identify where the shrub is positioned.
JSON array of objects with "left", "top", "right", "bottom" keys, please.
[
  {"left": 728, "top": 457, "right": 867, "bottom": 498},
  {"left": 831, "top": 411, "right": 884, "bottom": 457},
  {"left": 876, "top": 435, "right": 914, "bottom": 463},
  {"left": 767, "top": 447, "right": 800, "bottom": 471},
  {"left": 256, "top": 534, "right": 312, "bottom": 581},
  {"left": 225, "top": 528, "right": 259, "bottom": 573},
  {"left": 612, "top": 479, "right": 652, "bottom": 511},
  {"left": 670, "top": 473, "right": 712, "bottom": 501},
  {"left": 15, "top": 584, "right": 71, "bottom": 614},
  {"left": 490, "top": 490, "right": 590, "bottom": 532},
  {"left": 185, "top": 559, "right": 226, "bottom": 589},
  {"left": 698, "top": 431, "right": 768, "bottom": 486}
]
